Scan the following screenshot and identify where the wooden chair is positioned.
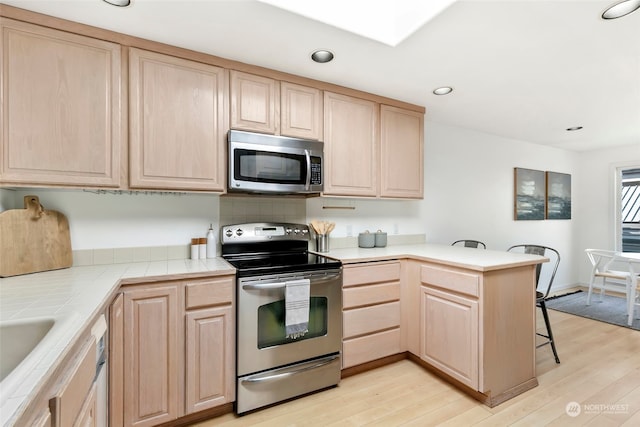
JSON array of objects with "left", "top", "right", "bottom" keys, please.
[
  {"left": 508, "top": 244, "right": 560, "bottom": 363},
  {"left": 451, "top": 240, "right": 486, "bottom": 249},
  {"left": 585, "top": 249, "right": 640, "bottom": 326}
]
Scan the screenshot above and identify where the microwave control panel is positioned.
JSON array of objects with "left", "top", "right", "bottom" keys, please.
[{"left": 310, "top": 157, "right": 322, "bottom": 185}]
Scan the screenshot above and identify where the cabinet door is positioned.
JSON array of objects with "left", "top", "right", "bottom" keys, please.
[
  {"left": 0, "top": 18, "right": 122, "bottom": 187},
  {"left": 129, "top": 48, "right": 227, "bottom": 191},
  {"left": 123, "top": 285, "right": 180, "bottom": 427},
  {"left": 73, "top": 382, "right": 97, "bottom": 427},
  {"left": 185, "top": 305, "right": 234, "bottom": 414},
  {"left": 109, "top": 293, "right": 124, "bottom": 427},
  {"left": 32, "top": 409, "right": 52, "bottom": 427},
  {"left": 420, "top": 286, "right": 479, "bottom": 389},
  {"left": 49, "top": 337, "right": 97, "bottom": 427},
  {"left": 380, "top": 105, "right": 424, "bottom": 199},
  {"left": 230, "top": 70, "right": 279, "bottom": 134},
  {"left": 323, "top": 92, "right": 378, "bottom": 197},
  {"left": 280, "top": 82, "right": 323, "bottom": 140}
]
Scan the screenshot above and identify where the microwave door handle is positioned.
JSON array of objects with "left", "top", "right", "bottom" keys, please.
[{"left": 304, "top": 149, "right": 311, "bottom": 191}]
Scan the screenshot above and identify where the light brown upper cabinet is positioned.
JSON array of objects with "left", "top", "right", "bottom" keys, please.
[
  {"left": 323, "top": 93, "right": 424, "bottom": 199},
  {"left": 230, "top": 71, "right": 323, "bottom": 140},
  {"left": 0, "top": 18, "right": 122, "bottom": 188},
  {"left": 129, "top": 48, "right": 228, "bottom": 191},
  {"left": 280, "top": 81, "right": 323, "bottom": 140},
  {"left": 230, "top": 70, "right": 279, "bottom": 135},
  {"left": 380, "top": 105, "right": 424, "bottom": 199},
  {"left": 323, "top": 92, "right": 379, "bottom": 197}
]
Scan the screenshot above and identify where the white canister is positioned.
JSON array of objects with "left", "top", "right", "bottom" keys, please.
[
  {"left": 198, "top": 238, "right": 207, "bottom": 259},
  {"left": 358, "top": 231, "right": 375, "bottom": 248},
  {"left": 191, "top": 238, "right": 199, "bottom": 260}
]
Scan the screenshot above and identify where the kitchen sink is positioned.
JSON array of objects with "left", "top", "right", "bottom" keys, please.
[
  {"left": 0, "top": 317, "right": 55, "bottom": 382},
  {"left": 0, "top": 314, "right": 78, "bottom": 407}
]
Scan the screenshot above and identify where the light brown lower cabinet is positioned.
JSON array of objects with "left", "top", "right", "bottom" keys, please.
[
  {"left": 74, "top": 382, "right": 97, "bottom": 427},
  {"left": 49, "top": 336, "right": 97, "bottom": 427},
  {"left": 410, "top": 261, "right": 538, "bottom": 407},
  {"left": 342, "top": 261, "right": 402, "bottom": 368},
  {"left": 420, "top": 285, "right": 479, "bottom": 389},
  {"left": 31, "top": 409, "right": 52, "bottom": 427},
  {"left": 185, "top": 305, "right": 234, "bottom": 414},
  {"left": 110, "top": 275, "right": 235, "bottom": 427},
  {"left": 341, "top": 259, "right": 536, "bottom": 407}
]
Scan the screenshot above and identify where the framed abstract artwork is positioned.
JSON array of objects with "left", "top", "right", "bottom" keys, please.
[
  {"left": 514, "top": 168, "right": 546, "bottom": 220},
  {"left": 546, "top": 171, "right": 571, "bottom": 219}
]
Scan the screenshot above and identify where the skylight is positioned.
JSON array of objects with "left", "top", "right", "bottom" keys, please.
[{"left": 257, "top": 0, "right": 456, "bottom": 46}]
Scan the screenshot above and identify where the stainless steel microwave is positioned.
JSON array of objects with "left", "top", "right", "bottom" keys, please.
[{"left": 228, "top": 130, "right": 323, "bottom": 195}]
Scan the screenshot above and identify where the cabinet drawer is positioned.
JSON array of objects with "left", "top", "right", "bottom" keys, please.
[
  {"left": 342, "top": 328, "right": 401, "bottom": 368},
  {"left": 343, "top": 261, "right": 400, "bottom": 287},
  {"left": 50, "top": 336, "right": 96, "bottom": 427},
  {"left": 343, "top": 282, "right": 400, "bottom": 309},
  {"left": 185, "top": 276, "right": 234, "bottom": 309},
  {"left": 343, "top": 301, "right": 400, "bottom": 338},
  {"left": 420, "top": 265, "right": 479, "bottom": 297}
]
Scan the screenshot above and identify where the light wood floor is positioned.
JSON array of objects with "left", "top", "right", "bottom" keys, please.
[{"left": 194, "top": 307, "right": 640, "bottom": 426}]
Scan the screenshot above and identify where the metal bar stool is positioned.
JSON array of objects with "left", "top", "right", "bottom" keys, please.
[
  {"left": 508, "top": 244, "right": 561, "bottom": 364},
  {"left": 451, "top": 240, "right": 486, "bottom": 249}
]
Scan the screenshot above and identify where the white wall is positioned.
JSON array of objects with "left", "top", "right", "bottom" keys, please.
[
  {"left": 424, "top": 122, "right": 578, "bottom": 289},
  {"left": 575, "top": 144, "right": 640, "bottom": 283},
  {"left": 0, "top": 189, "right": 307, "bottom": 251},
  {"left": 4, "top": 189, "right": 221, "bottom": 250}
]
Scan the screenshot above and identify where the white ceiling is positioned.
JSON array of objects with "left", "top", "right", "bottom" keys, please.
[{"left": 3, "top": 0, "right": 640, "bottom": 152}]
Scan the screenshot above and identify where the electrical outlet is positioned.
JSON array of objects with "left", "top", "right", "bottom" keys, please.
[
  {"left": 393, "top": 223, "right": 399, "bottom": 235},
  {"left": 346, "top": 225, "right": 353, "bottom": 236}
]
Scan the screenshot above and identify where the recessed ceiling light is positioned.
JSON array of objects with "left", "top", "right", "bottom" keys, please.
[
  {"left": 602, "top": 0, "right": 640, "bottom": 19},
  {"left": 311, "top": 50, "right": 334, "bottom": 63},
  {"left": 433, "top": 86, "right": 453, "bottom": 95},
  {"left": 566, "top": 126, "right": 583, "bottom": 131},
  {"left": 102, "top": 0, "right": 131, "bottom": 7}
]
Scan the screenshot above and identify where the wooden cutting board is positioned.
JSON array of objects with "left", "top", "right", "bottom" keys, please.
[{"left": 0, "top": 195, "right": 72, "bottom": 277}]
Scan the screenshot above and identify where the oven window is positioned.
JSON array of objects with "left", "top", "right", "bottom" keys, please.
[
  {"left": 235, "top": 149, "right": 306, "bottom": 184},
  {"left": 257, "top": 297, "right": 328, "bottom": 348}
]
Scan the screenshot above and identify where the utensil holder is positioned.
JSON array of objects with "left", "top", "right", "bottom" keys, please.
[{"left": 316, "top": 234, "right": 330, "bottom": 252}]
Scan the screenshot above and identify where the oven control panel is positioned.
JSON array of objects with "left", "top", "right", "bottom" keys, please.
[{"left": 221, "top": 222, "right": 310, "bottom": 243}]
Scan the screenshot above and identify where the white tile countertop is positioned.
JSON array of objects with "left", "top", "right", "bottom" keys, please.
[
  {"left": 0, "top": 258, "right": 235, "bottom": 427},
  {"left": 315, "top": 243, "right": 547, "bottom": 271}
]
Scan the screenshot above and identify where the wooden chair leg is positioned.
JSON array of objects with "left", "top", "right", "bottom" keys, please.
[
  {"left": 628, "top": 278, "right": 636, "bottom": 326},
  {"left": 587, "top": 275, "right": 596, "bottom": 305}
]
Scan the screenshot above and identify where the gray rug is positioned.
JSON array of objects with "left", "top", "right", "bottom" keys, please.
[{"left": 545, "top": 290, "right": 640, "bottom": 331}]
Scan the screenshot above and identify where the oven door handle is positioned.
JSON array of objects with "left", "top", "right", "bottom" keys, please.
[
  {"left": 241, "top": 354, "right": 339, "bottom": 383},
  {"left": 242, "top": 272, "right": 341, "bottom": 291},
  {"left": 242, "top": 282, "right": 286, "bottom": 290}
]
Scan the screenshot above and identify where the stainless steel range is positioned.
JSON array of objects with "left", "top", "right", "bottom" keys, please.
[{"left": 221, "top": 222, "right": 343, "bottom": 414}]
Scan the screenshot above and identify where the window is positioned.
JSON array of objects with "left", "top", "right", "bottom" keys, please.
[{"left": 621, "top": 167, "right": 640, "bottom": 252}]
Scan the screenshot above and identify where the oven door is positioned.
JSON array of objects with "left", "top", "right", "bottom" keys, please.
[{"left": 237, "top": 269, "right": 342, "bottom": 376}]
